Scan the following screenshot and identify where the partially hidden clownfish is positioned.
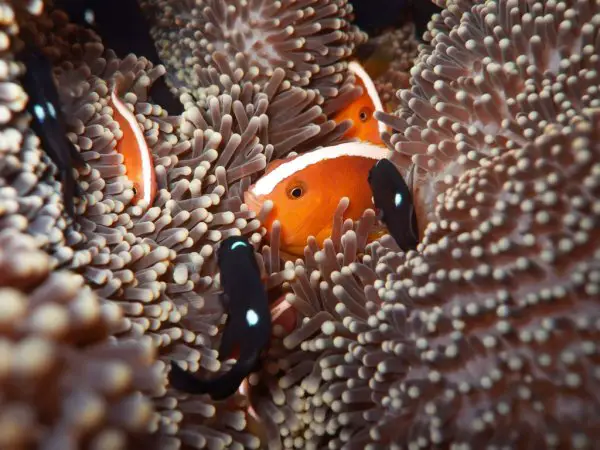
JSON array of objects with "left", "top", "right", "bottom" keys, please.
[
  {"left": 244, "top": 142, "right": 389, "bottom": 257},
  {"left": 109, "top": 85, "right": 157, "bottom": 207},
  {"left": 333, "top": 61, "right": 387, "bottom": 146},
  {"left": 19, "top": 46, "right": 86, "bottom": 218}
]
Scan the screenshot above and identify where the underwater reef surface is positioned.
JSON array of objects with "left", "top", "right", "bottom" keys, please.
[{"left": 0, "top": 0, "right": 599, "bottom": 449}]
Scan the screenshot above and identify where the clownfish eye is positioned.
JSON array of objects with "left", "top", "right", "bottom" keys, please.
[
  {"left": 132, "top": 186, "right": 138, "bottom": 196},
  {"left": 359, "top": 107, "right": 371, "bottom": 123},
  {"left": 288, "top": 186, "right": 304, "bottom": 199}
]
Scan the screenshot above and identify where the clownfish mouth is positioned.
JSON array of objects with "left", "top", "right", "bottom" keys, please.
[{"left": 244, "top": 189, "right": 264, "bottom": 216}]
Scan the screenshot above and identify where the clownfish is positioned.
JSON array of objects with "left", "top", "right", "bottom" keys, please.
[
  {"left": 333, "top": 61, "right": 387, "bottom": 146},
  {"left": 109, "top": 85, "right": 157, "bottom": 206},
  {"left": 244, "top": 142, "right": 389, "bottom": 257},
  {"left": 170, "top": 236, "right": 272, "bottom": 401},
  {"left": 368, "top": 159, "right": 419, "bottom": 251},
  {"left": 19, "top": 46, "right": 86, "bottom": 218}
]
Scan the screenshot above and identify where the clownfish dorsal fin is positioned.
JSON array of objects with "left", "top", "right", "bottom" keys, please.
[
  {"left": 264, "top": 154, "right": 299, "bottom": 175},
  {"left": 264, "top": 159, "right": 286, "bottom": 175}
]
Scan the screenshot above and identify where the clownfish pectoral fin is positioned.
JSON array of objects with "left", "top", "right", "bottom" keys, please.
[
  {"left": 315, "top": 226, "right": 334, "bottom": 247},
  {"left": 60, "top": 167, "right": 77, "bottom": 218},
  {"left": 367, "top": 226, "right": 388, "bottom": 243}
]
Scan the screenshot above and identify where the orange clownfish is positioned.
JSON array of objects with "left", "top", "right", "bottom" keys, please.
[
  {"left": 270, "top": 294, "right": 297, "bottom": 335},
  {"left": 333, "top": 61, "right": 387, "bottom": 146},
  {"left": 109, "top": 86, "right": 157, "bottom": 206},
  {"left": 244, "top": 142, "right": 389, "bottom": 257}
]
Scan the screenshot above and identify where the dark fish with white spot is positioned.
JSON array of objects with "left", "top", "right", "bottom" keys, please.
[
  {"left": 18, "top": 46, "right": 85, "bottom": 218},
  {"left": 169, "top": 236, "right": 272, "bottom": 401},
  {"left": 368, "top": 159, "right": 419, "bottom": 251}
]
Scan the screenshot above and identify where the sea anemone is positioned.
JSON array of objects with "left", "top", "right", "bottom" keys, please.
[
  {"left": 142, "top": 0, "right": 366, "bottom": 153},
  {"left": 14, "top": 2, "right": 370, "bottom": 447},
  {"left": 1, "top": 7, "right": 161, "bottom": 447},
  {"left": 0, "top": 229, "right": 160, "bottom": 449},
  {"left": 5, "top": 0, "right": 600, "bottom": 448},
  {"left": 255, "top": 0, "right": 600, "bottom": 447},
  {"left": 367, "top": 24, "right": 419, "bottom": 111},
  {"left": 378, "top": 0, "right": 600, "bottom": 234},
  {"left": 179, "top": 63, "right": 352, "bottom": 164},
  {"left": 362, "top": 111, "right": 600, "bottom": 448},
  {"left": 245, "top": 202, "right": 401, "bottom": 449},
  {"left": 251, "top": 110, "right": 600, "bottom": 449},
  {"left": 142, "top": 0, "right": 367, "bottom": 100}
]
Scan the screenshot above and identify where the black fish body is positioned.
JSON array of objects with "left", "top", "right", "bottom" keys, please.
[
  {"left": 169, "top": 236, "right": 272, "bottom": 401},
  {"left": 368, "top": 159, "right": 419, "bottom": 252},
  {"left": 19, "top": 47, "right": 85, "bottom": 218},
  {"left": 169, "top": 349, "right": 262, "bottom": 401}
]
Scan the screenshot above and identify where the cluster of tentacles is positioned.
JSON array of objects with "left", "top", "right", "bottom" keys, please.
[{"left": 0, "top": 0, "right": 599, "bottom": 449}]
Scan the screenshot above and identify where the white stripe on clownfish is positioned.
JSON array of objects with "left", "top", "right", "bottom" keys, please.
[
  {"left": 250, "top": 142, "right": 390, "bottom": 197},
  {"left": 110, "top": 85, "right": 156, "bottom": 206}
]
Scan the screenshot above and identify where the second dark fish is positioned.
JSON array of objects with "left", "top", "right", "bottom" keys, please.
[
  {"left": 18, "top": 46, "right": 85, "bottom": 218},
  {"left": 368, "top": 159, "right": 419, "bottom": 251},
  {"left": 169, "top": 236, "right": 272, "bottom": 401}
]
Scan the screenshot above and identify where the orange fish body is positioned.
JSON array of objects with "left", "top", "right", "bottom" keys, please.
[
  {"left": 333, "top": 61, "right": 387, "bottom": 146},
  {"left": 244, "top": 142, "right": 389, "bottom": 257},
  {"left": 110, "top": 86, "right": 157, "bottom": 206}
]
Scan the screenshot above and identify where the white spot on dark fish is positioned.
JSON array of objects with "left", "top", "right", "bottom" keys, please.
[
  {"left": 394, "top": 192, "right": 403, "bottom": 207},
  {"left": 33, "top": 104, "right": 45, "bottom": 122},
  {"left": 246, "top": 309, "right": 259, "bottom": 327}
]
